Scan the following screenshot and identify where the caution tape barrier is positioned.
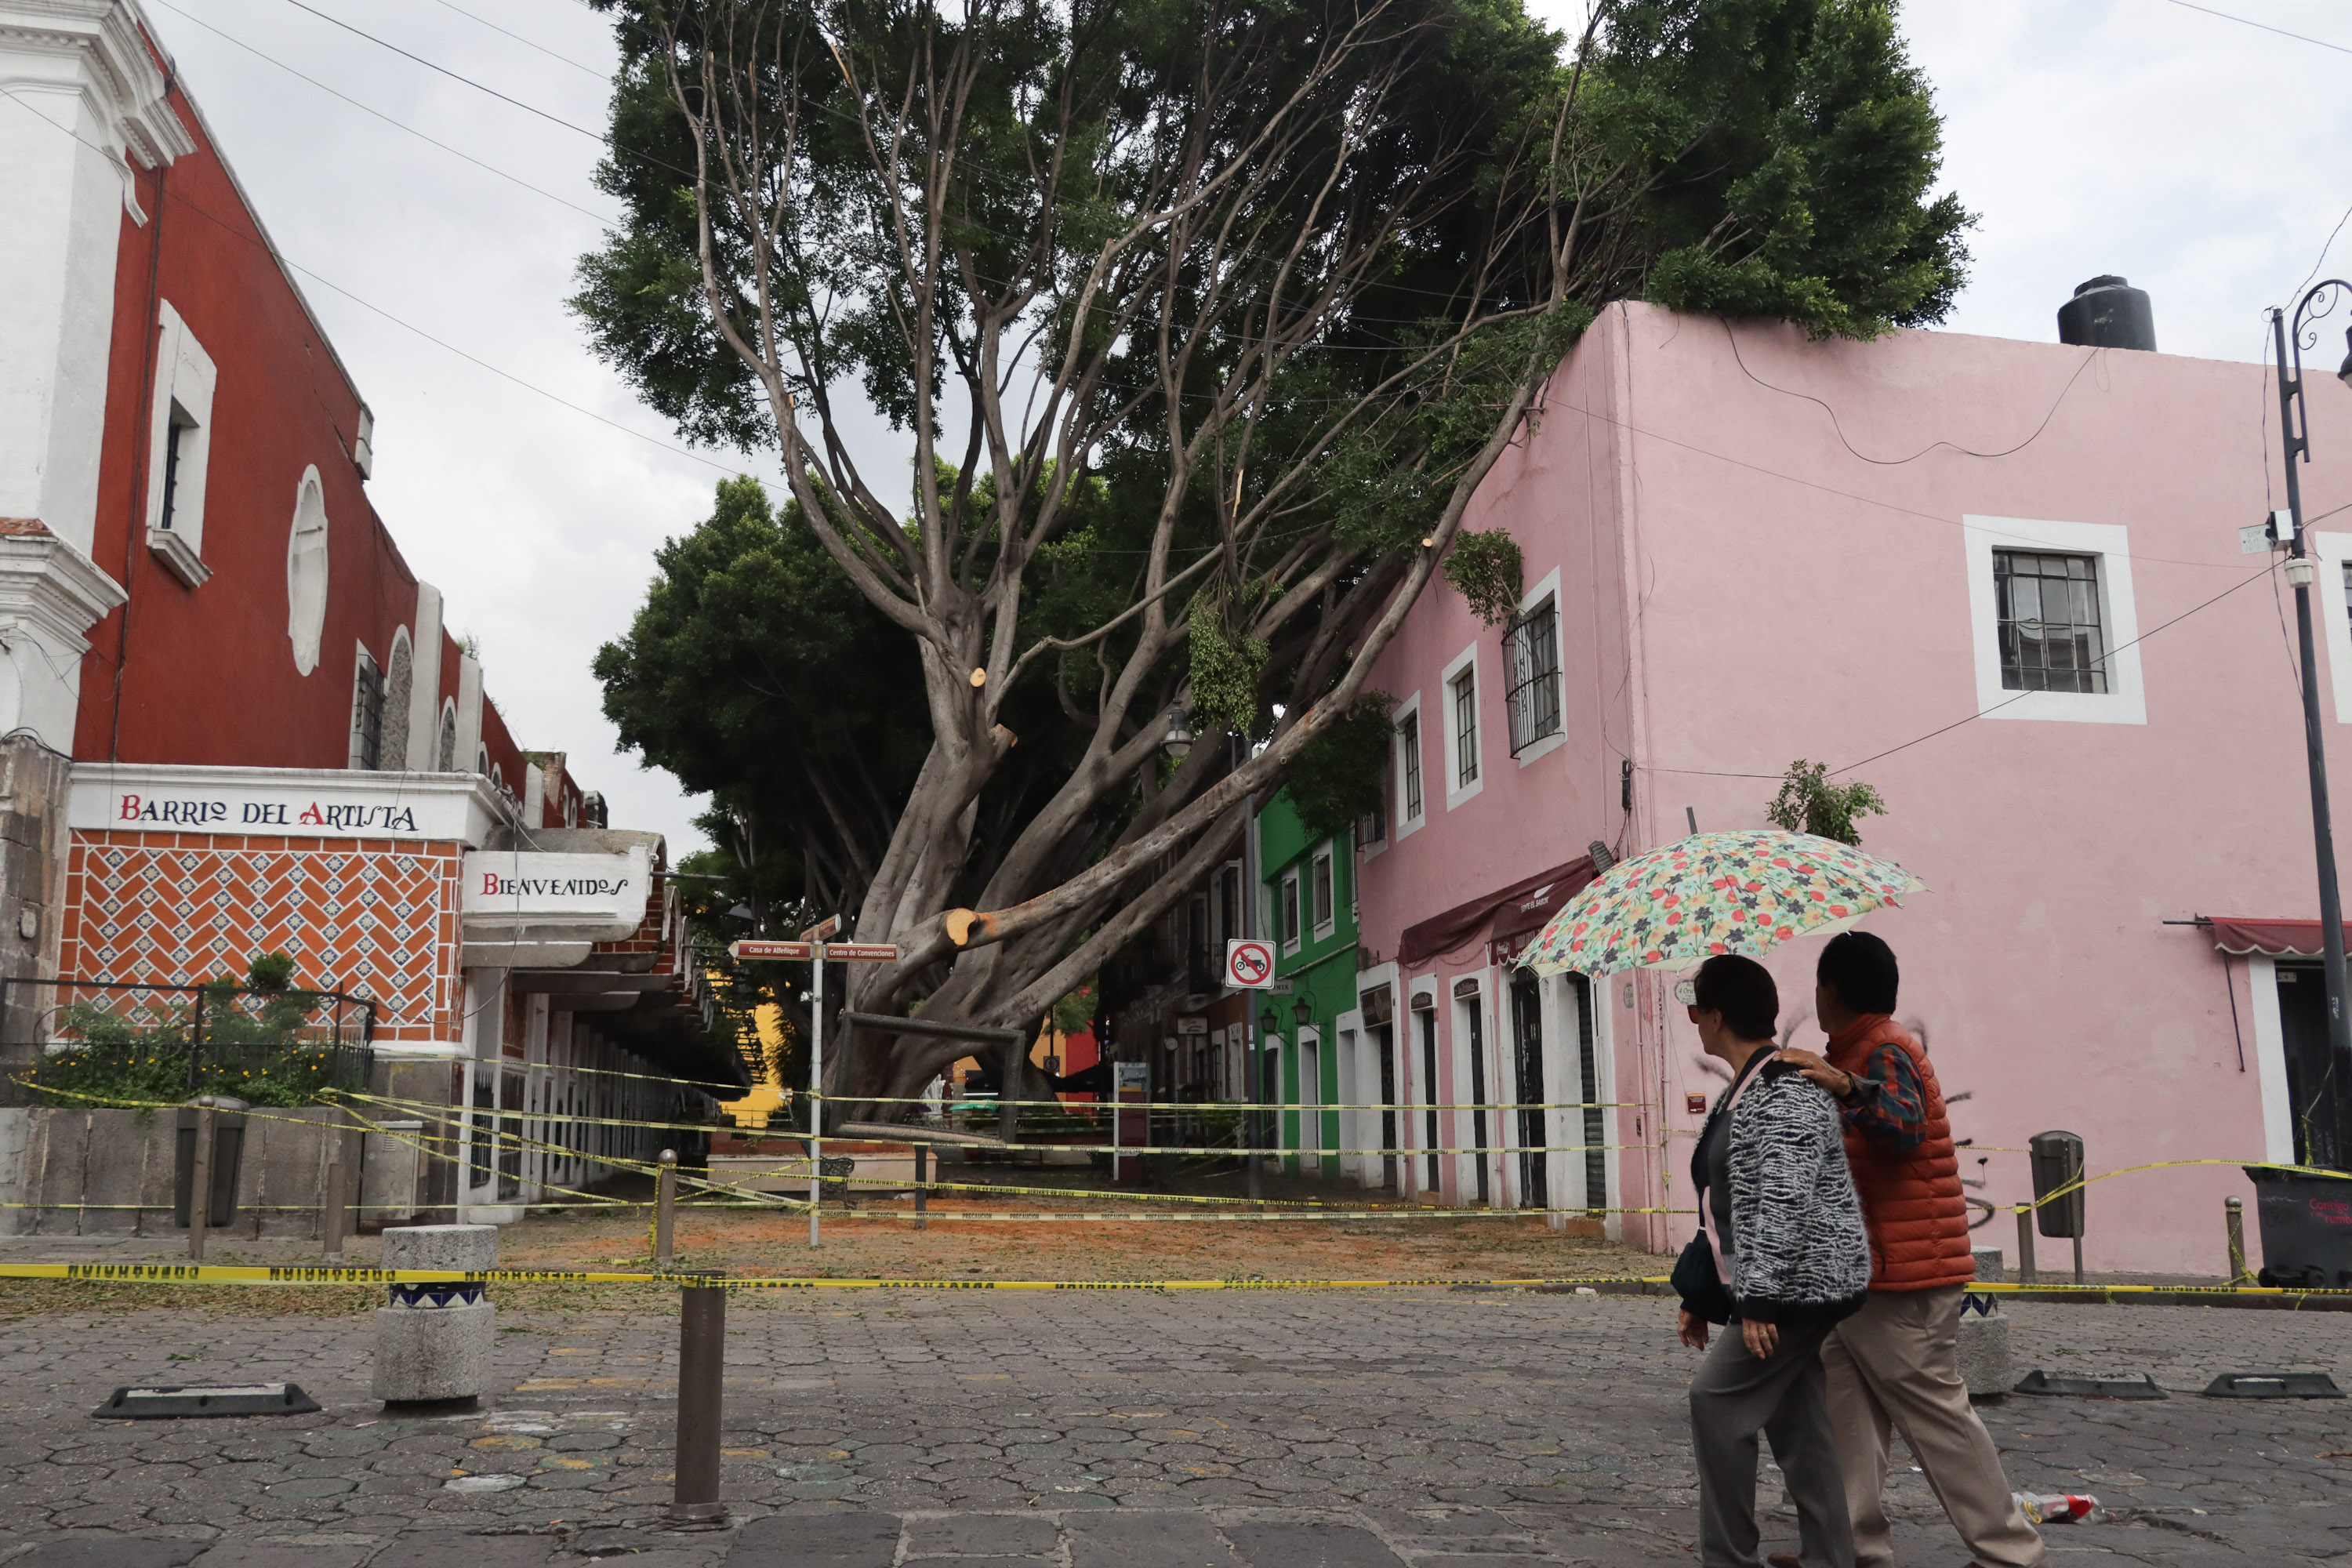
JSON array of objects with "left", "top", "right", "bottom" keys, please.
[{"left": 9, "top": 1265, "right": 2352, "bottom": 1307}]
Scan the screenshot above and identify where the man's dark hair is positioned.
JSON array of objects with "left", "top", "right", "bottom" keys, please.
[
  {"left": 1693, "top": 954, "right": 1779, "bottom": 1043},
  {"left": 1818, "top": 930, "right": 1900, "bottom": 1014}
]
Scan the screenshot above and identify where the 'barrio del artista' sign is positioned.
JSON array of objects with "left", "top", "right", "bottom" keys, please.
[{"left": 70, "top": 764, "right": 497, "bottom": 841}]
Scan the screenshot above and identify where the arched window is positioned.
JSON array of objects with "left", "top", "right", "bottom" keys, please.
[
  {"left": 379, "top": 627, "right": 413, "bottom": 771},
  {"left": 436, "top": 700, "right": 458, "bottom": 771},
  {"left": 285, "top": 466, "right": 330, "bottom": 675}
]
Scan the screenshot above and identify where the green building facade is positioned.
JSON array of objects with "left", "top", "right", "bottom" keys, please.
[{"left": 1255, "top": 792, "right": 1357, "bottom": 1179}]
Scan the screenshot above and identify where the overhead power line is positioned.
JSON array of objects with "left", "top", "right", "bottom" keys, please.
[
  {"left": 145, "top": 0, "right": 619, "bottom": 227},
  {"left": 2156, "top": 0, "right": 2352, "bottom": 57}
]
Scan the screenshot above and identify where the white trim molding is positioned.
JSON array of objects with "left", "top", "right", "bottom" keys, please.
[
  {"left": 143, "top": 299, "right": 215, "bottom": 586},
  {"left": 2248, "top": 953, "right": 2294, "bottom": 1167},
  {"left": 0, "top": 521, "right": 125, "bottom": 750},
  {"left": 1512, "top": 565, "right": 1567, "bottom": 768},
  {"left": 1440, "top": 641, "right": 1484, "bottom": 810},
  {"left": 1962, "top": 515, "right": 2146, "bottom": 725},
  {"left": 1392, "top": 689, "right": 1425, "bottom": 841}
]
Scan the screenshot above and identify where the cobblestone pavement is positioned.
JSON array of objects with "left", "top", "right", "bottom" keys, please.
[{"left": 4, "top": 1290, "right": 2352, "bottom": 1564}]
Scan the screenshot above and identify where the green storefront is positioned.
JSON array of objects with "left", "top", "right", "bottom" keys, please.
[{"left": 1255, "top": 791, "right": 1357, "bottom": 1179}]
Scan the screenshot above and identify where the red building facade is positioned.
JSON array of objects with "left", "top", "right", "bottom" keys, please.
[{"left": 0, "top": 0, "right": 713, "bottom": 1221}]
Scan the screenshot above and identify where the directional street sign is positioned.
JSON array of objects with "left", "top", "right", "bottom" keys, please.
[
  {"left": 729, "top": 939, "right": 812, "bottom": 961},
  {"left": 1224, "top": 938, "right": 1275, "bottom": 989},
  {"left": 727, "top": 938, "right": 899, "bottom": 963}
]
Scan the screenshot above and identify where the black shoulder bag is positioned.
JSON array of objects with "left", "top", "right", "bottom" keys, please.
[{"left": 1672, "top": 1223, "right": 1733, "bottom": 1325}]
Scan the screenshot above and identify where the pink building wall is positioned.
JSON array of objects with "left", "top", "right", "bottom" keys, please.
[{"left": 1356, "top": 299, "right": 2352, "bottom": 1275}]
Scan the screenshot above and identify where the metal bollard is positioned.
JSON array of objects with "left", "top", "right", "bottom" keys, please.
[
  {"left": 670, "top": 1279, "right": 727, "bottom": 1526},
  {"left": 188, "top": 1105, "right": 214, "bottom": 1263},
  {"left": 2016, "top": 1205, "right": 2037, "bottom": 1286},
  {"left": 655, "top": 1150, "right": 677, "bottom": 1267},
  {"left": 913, "top": 1144, "right": 928, "bottom": 1232},
  {"left": 2227, "top": 1195, "right": 2251, "bottom": 1285},
  {"left": 322, "top": 1112, "right": 356, "bottom": 1265}
]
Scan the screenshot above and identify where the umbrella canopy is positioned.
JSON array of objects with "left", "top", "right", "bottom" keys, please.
[{"left": 1521, "top": 829, "right": 1927, "bottom": 977}]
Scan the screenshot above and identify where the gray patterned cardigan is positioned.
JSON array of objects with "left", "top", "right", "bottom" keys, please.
[{"left": 1699, "top": 1060, "right": 1871, "bottom": 1326}]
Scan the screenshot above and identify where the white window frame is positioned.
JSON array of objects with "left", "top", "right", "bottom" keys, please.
[
  {"left": 348, "top": 641, "right": 385, "bottom": 769},
  {"left": 2247, "top": 954, "right": 2296, "bottom": 1167},
  {"left": 1962, "top": 515, "right": 2145, "bottom": 725},
  {"left": 1511, "top": 567, "right": 1566, "bottom": 767},
  {"left": 1310, "top": 842, "right": 1336, "bottom": 940},
  {"left": 287, "top": 465, "right": 332, "bottom": 676},
  {"left": 1441, "top": 641, "right": 1484, "bottom": 808},
  {"left": 145, "top": 300, "right": 216, "bottom": 588},
  {"left": 1279, "top": 866, "right": 1302, "bottom": 954},
  {"left": 2309, "top": 531, "right": 2352, "bottom": 723},
  {"left": 1393, "top": 691, "right": 1426, "bottom": 840}
]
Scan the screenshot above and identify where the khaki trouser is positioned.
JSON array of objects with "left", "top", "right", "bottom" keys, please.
[{"left": 1820, "top": 1287, "right": 2046, "bottom": 1568}]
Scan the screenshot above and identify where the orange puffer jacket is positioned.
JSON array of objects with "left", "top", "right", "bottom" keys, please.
[{"left": 1826, "top": 1015, "right": 1975, "bottom": 1291}]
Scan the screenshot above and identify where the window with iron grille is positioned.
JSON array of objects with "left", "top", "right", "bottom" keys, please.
[
  {"left": 1994, "top": 549, "right": 2108, "bottom": 694},
  {"left": 1451, "top": 668, "right": 1479, "bottom": 786},
  {"left": 349, "top": 648, "right": 386, "bottom": 770},
  {"left": 1310, "top": 845, "right": 1334, "bottom": 936},
  {"left": 1399, "top": 710, "right": 1423, "bottom": 821},
  {"left": 1504, "top": 598, "right": 1562, "bottom": 753}
]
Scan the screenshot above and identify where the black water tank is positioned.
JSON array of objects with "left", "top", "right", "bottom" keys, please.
[{"left": 2057, "top": 275, "right": 2157, "bottom": 351}]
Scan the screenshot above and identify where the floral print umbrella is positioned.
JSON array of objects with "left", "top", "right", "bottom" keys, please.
[{"left": 1522, "top": 829, "right": 1927, "bottom": 976}]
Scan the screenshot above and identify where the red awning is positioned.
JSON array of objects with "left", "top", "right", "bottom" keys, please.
[
  {"left": 1399, "top": 856, "right": 1596, "bottom": 967},
  {"left": 2209, "top": 917, "right": 2352, "bottom": 958}
]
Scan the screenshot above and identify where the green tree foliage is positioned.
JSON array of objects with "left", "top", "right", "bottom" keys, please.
[
  {"left": 572, "top": 0, "right": 1967, "bottom": 1101},
  {"left": 1443, "top": 531, "right": 1526, "bottom": 627},
  {"left": 1765, "top": 759, "right": 1886, "bottom": 845},
  {"left": 593, "top": 476, "right": 931, "bottom": 918},
  {"left": 1286, "top": 694, "right": 1398, "bottom": 841}
]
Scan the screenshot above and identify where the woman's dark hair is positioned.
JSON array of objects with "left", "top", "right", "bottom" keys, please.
[
  {"left": 1818, "top": 930, "right": 1900, "bottom": 1014},
  {"left": 1693, "top": 954, "right": 1779, "bottom": 1043}
]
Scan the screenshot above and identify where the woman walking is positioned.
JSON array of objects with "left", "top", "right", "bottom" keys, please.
[{"left": 1675, "top": 954, "right": 1871, "bottom": 1568}]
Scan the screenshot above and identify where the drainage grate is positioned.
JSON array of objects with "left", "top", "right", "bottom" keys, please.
[
  {"left": 2201, "top": 1372, "right": 2345, "bottom": 1399},
  {"left": 2013, "top": 1370, "right": 2168, "bottom": 1399},
  {"left": 92, "top": 1383, "right": 322, "bottom": 1420}
]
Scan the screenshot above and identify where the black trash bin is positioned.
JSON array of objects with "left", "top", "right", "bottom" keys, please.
[
  {"left": 174, "top": 1097, "right": 249, "bottom": 1229},
  {"left": 2029, "top": 1131, "right": 2086, "bottom": 1238},
  {"left": 2242, "top": 1164, "right": 2352, "bottom": 1288}
]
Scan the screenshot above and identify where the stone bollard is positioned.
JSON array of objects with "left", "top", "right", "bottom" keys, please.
[
  {"left": 1971, "top": 1244, "right": 2004, "bottom": 1282},
  {"left": 372, "top": 1224, "right": 497, "bottom": 1408},
  {"left": 1955, "top": 1291, "right": 2013, "bottom": 1400}
]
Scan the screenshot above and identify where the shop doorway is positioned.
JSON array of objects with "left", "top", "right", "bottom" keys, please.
[
  {"left": 2277, "top": 962, "right": 2339, "bottom": 1166},
  {"left": 1510, "top": 971, "right": 1545, "bottom": 1210}
]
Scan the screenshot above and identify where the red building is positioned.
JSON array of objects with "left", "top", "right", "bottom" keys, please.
[{"left": 0, "top": 0, "right": 718, "bottom": 1221}]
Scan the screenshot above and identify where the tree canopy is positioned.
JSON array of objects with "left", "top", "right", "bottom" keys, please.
[{"left": 579, "top": 0, "right": 1967, "bottom": 1106}]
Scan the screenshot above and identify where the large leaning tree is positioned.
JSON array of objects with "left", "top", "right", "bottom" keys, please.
[{"left": 577, "top": 0, "right": 1967, "bottom": 1109}]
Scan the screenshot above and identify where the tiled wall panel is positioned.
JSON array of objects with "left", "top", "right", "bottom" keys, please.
[{"left": 56, "top": 832, "right": 462, "bottom": 1042}]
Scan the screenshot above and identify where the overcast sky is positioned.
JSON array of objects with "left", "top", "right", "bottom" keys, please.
[{"left": 136, "top": 0, "right": 2352, "bottom": 855}]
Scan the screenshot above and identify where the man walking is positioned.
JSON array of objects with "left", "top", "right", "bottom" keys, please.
[{"left": 1770, "top": 931, "right": 2045, "bottom": 1568}]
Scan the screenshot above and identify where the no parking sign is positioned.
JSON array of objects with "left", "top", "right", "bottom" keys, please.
[{"left": 1224, "top": 938, "right": 1275, "bottom": 989}]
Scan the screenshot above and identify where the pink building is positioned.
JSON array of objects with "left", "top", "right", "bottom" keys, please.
[{"left": 1352, "top": 296, "right": 2352, "bottom": 1276}]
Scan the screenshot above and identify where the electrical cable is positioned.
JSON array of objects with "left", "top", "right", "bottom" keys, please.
[
  {"left": 1833, "top": 557, "right": 2285, "bottom": 775},
  {"left": 419, "top": 0, "right": 612, "bottom": 77},
  {"left": 1, "top": 81, "right": 771, "bottom": 488},
  {"left": 2156, "top": 0, "right": 2352, "bottom": 57},
  {"left": 1719, "top": 318, "right": 2100, "bottom": 467},
  {"left": 145, "top": 0, "right": 619, "bottom": 227}
]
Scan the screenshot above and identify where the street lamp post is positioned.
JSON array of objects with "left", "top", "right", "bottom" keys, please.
[{"left": 2270, "top": 281, "right": 2352, "bottom": 1168}]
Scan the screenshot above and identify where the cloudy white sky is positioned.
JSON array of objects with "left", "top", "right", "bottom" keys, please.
[{"left": 136, "top": 0, "right": 2352, "bottom": 854}]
